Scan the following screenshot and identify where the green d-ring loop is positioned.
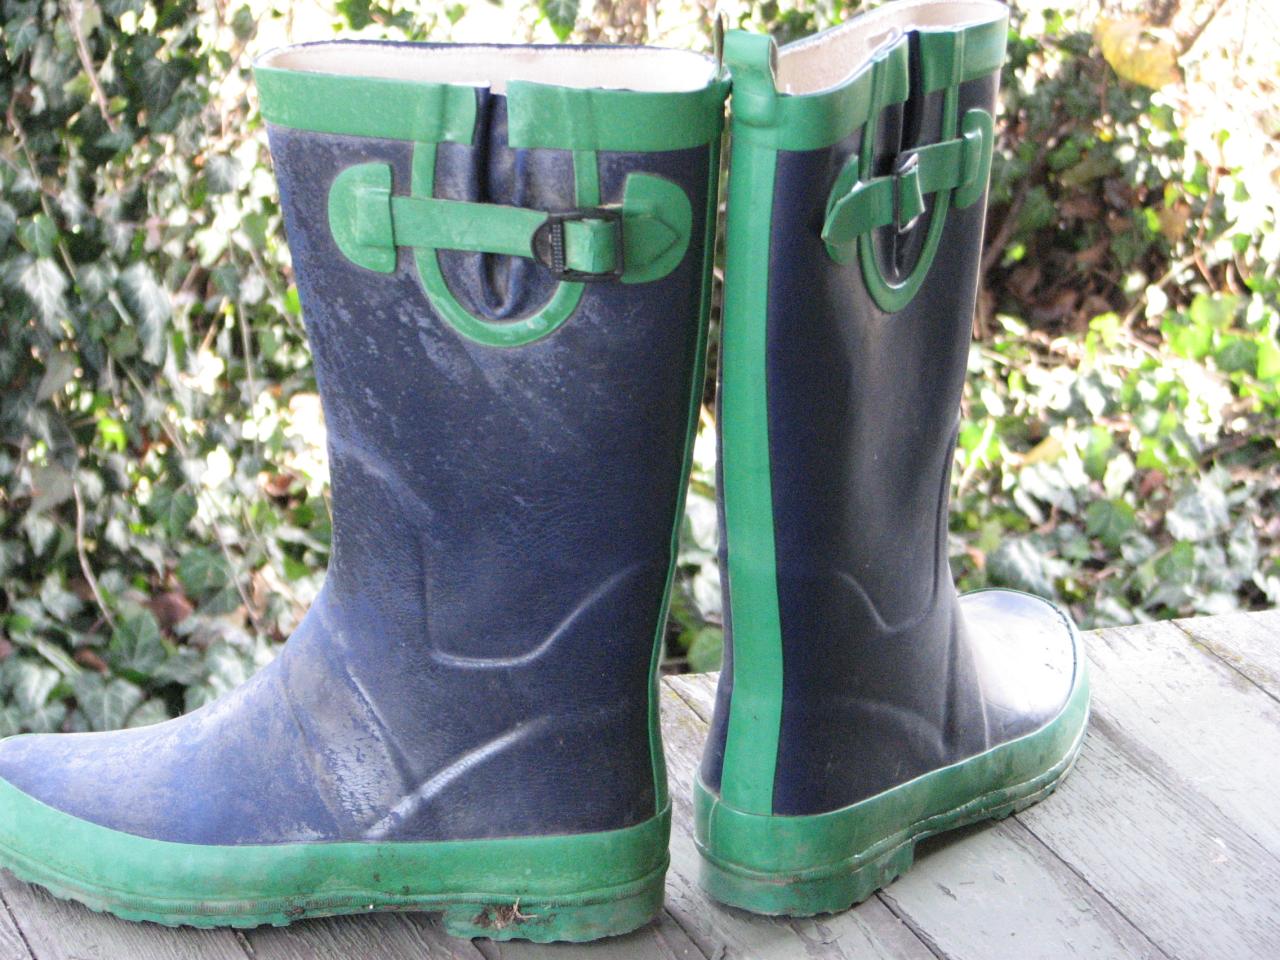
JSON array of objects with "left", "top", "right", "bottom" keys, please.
[
  {"left": 410, "top": 143, "right": 596, "bottom": 348},
  {"left": 821, "top": 29, "right": 995, "bottom": 314},
  {"left": 859, "top": 33, "right": 955, "bottom": 314}
]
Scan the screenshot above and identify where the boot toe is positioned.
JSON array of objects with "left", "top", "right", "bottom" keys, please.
[{"left": 959, "top": 588, "right": 1082, "bottom": 744}]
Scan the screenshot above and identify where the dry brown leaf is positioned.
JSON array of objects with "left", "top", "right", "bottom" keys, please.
[{"left": 1094, "top": 16, "right": 1180, "bottom": 89}]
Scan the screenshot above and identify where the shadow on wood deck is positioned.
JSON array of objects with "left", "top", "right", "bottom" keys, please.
[{"left": 0, "top": 610, "right": 1276, "bottom": 959}]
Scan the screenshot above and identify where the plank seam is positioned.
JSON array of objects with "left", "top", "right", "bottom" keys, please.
[
  {"left": 665, "top": 677, "right": 713, "bottom": 724},
  {"left": 0, "top": 887, "right": 36, "bottom": 960},
  {"left": 1009, "top": 808, "right": 1177, "bottom": 959},
  {"left": 233, "top": 928, "right": 257, "bottom": 958},
  {"left": 1169, "top": 619, "right": 1280, "bottom": 707},
  {"left": 873, "top": 890, "right": 952, "bottom": 960},
  {"left": 654, "top": 909, "right": 714, "bottom": 960}
]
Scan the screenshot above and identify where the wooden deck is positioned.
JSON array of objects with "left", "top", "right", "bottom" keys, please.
[{"left": 0, "top": 610, "right": 1277, "bottom": 959}]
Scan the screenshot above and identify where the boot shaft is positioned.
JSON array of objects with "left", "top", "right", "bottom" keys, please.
[
  {"left": 704, "top": 2, "right": 1008, "bottom": 816},
  {"left": 250, "top": 42, "right": 728, "bottom": 837}
]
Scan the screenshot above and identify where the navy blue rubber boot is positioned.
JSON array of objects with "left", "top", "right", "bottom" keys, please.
[
  {"left": 0, "top": 43, "right": 727, "bottom": 941},
  {"left": 695, "top": 2, "right": 1089, "bottom": 916}
]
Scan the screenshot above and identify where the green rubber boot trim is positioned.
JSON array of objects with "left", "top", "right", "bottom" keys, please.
[
  {"left": 694, "top": 620, "right": 1090, "bottom": 917},
  {"left": 328, "top": 161, "right": 691, "bottom": 285},
  {"left": 407, "top": 143, "right": 594, "bottom": 347},
  {"left": 717, "top": 28, "right": 786, "bottom": 817},
  {"left": 256, "top": 60, "right": 728, "bottom": 153},
  {"left": 0, "top": 780, "right": 671, "bottom": 942}
]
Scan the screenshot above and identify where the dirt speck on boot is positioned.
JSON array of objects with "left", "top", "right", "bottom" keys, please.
[{"left": 472, "top": 899, "right": 538, "bottom": 930}]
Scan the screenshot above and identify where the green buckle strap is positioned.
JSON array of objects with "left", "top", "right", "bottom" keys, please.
[
  {"left": 326, "top": 146, "right": 693, "bottom": 347},
  {"left": 821, "top": 108, "right": 994, "bottom": 248},
  {"left": 329, "top": 163, "right": 690, "bottom": 284},
  {"left": 815, "top": 23, "right": 1003, "bottom": 312}
]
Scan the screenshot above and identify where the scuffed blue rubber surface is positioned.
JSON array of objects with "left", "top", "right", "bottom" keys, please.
[{"left": 0, "top": 92, "right": 713, "bottom": 844}]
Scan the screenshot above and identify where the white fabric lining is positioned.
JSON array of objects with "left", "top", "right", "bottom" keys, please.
[
  {"left": 775, "top": 0, "right": 1007, "bottom": 95},
  {"left": 258, "top": 42, "right": 718, "bottom": 94}
]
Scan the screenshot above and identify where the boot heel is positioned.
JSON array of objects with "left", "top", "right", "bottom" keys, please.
[
  {"left": 698, "top": 842, "right": 916, "bottom": 917},
  {"left": 439, "top": 867, "right": 666, "bottom": 942}
]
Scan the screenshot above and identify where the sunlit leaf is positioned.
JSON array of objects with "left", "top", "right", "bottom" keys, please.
[
  {"left": 110, "top": 606, "right": 169, "bottom": 677},
  {"left": 19, "top": 257, "right": 68, "bottom": 335},
  {"left": 540, "top": 0, "right": 577, "bottom": 39},
  {"left": 72, "top": 673, "right": 145, "bottom": 731},
  {"left": 1094, "top": 17, "right": 1179, "bottom": 89},
  {"left": 120, "top": 262, "right": 171, "bottom": 364}
]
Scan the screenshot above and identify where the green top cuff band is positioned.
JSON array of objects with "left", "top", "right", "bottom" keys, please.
[
  {"left": 725, "top": 14, "right": 1008, "bottom": 152},
  {"left": 255, "top": 59, "right": 728, "bottom": 153}
]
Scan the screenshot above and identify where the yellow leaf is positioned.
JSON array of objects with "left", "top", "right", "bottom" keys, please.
[
  {"left": 1022, "top": 435, "right": 1064, "bottom": 467},
  {"left": 1094, "top": 17, "right": 1180, "bottom": 89}
]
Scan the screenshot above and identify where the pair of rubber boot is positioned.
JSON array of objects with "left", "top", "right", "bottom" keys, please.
[{"left": 0, "top": 0, "right": 1088, "bottom": 943}]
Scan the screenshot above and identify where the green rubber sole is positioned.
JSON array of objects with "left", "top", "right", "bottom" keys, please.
[
  {"left": 0, "top": 778, "right": 670, "bottom": 942},
  {"left": 695, "top": 641, "right": 1091, "bottom": 917},
  {"left": 0, "top": 844, "right": 667, "bottom": 941},
  {"left": 697, "top": 721, "right": 1085, "bottom": 916}
]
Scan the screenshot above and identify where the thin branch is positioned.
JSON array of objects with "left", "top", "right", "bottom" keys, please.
[
  {"left": 118, "top": 365, "right": 263, "bottom": 631},
  {"left": 65, "top": 0, "right": 120, "bottom": 133},
  {"left": 1179, "top": 0, "right": 1230, "bottom": 57},
  {"left": 72, "top": 479, "right": 117, "bottom": 632}
]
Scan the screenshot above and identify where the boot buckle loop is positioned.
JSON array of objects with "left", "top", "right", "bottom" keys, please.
[
  {"left": 532, "top": 208, "right": 625, "bottom": 283},
  {"left": 892, "top": 153, "right": 925, "bottom": 234}
]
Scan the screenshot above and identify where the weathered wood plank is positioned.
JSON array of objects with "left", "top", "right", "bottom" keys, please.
[
  {"left": 668, "top": 672, "right": 1164, "bottom": 960},
  {"left": 0, "top": 890, "right": 35, "bottom": 960},
  {"left": 246, "top": 912, "right": 484, "bottom": 960},
  {"left": 470, "top": 909, "right": 705, "bottom": 960},
  {"left": 0, "top": 870, "right": 247, "bottom": 960},
  {"left": 1018, "top": 718, "right": 1280, "bottom": 960},
  {"left": 879, "top": 813, "right": 1168, "bottom": 960},
  {"left": 661, "top": 680, "right": 935, "bottom": 960},
  {"left": 1081, "top": 621, "right": 1280, "bottom": 857},
  {"left": 1175, "top": 609, "right": 1280, "bottom": 702}
]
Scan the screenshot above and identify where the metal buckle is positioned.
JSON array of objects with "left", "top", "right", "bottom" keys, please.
[
  {"left": 892, "top": 153, "right": 923, "bottom": 234},
  {"left": 531, "top": 208, "right": 624, "bottom": 282}
]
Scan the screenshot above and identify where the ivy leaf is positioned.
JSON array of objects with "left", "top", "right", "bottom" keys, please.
[
  {"left": 539, "top": 0, "right": 577, "bottom": 39},
  {"left": 0, "top": 200, "right": 17, "bottom": 249},
  {"left": 335, "top": 0, "right": 373, "bottom": 30},
  {"left": 147, "top": 486, "right": 197, "bottom": 539},
  {"left": 19, "top": 257, "right": 68, "bottom": 335},
  {"left": 72, "top": 673, "right": 144, "bottom": 731},
  {"left": 204, "top": 154, "right": 242, "bottom": 195},
  {"left": 988, "top": 537, "right": 1060, "bottom": 598},
  {"left": 17, "top": 213, "right": 57, "bottom": 257},
  {"left": 120, "top": 262, "right": 171, "bottom": 364},
  {"left": 35, "top": 349, "right": 78, "bottom": 403},
  {"left": 687, "top": 626, "right": 724, "bottom": 674},
  {"left": 153, "top": 647, "right": 205, "bottom": 686},
  {"left": 126, "top": 698, "right": 171, "bottom": 728},
  {"left": 177, "top": 547, "right": 230, "bottom": 595},
  {"left": 1093, "top": 17, "right": 1179, "bottom": 89},
  {"left": 1085, "top": 499, "right": 1136, "bottom": 550},
  {"left": 40, "top": 573, "right": 84, "bottom": 623},
  {"left": 6, "top": 659, "right": 60, "bottom": 714},
  {"left": 1166, "top": 483, "right": 1229, "bottom": 542},
  {"left": 110, "top": 606, "right": 168, "bottom": 678}
]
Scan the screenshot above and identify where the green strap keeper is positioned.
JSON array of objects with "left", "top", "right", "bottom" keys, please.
[
  {"left": 821, "top": 108, "right": 994, "bottom": 248},
  {"left": 329, "top": 163, "right": 691, "bottom": 285}
]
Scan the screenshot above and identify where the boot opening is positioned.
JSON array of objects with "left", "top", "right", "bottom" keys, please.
[
  {"left": 775, "top": 0, "right": 1006, "bottom": 95},
  {"left": 256, "top": 41, "right": 719, "bottom": 94}
]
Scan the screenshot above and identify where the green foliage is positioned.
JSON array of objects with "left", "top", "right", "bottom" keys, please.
[
  {"left": 0, "top": 0, "right": 327, "bottom": 731},
  {"left": 951, "top": 296, "right": 1279, "bottom": 628},
  {"left": 539, "top": 0, "right": 579, "bottom": 41},
  {"left": 0, "top": 0, "right": 1275, "bottom": 722}
]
